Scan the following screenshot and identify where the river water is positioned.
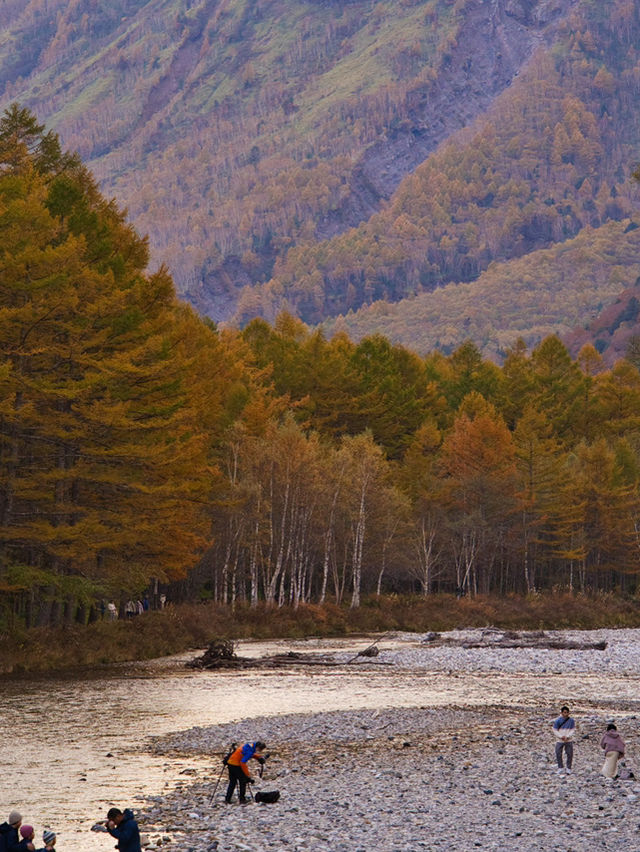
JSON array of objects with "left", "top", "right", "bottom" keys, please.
[{"left": 2, "top": 634, "right": 638, "bottom": 851}]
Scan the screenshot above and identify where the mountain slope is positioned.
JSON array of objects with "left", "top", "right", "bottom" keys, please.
[
  {"left": 239, "top": 0, "right": 640, "bottom": 325},
  {"left": 564, "top": 267, "right": 640, "bottom": 365},
  {"left": 3, "top": 0, "right": 640, "bottom": 351},
  {"left": 1, "top": 0, "right": 580, "bottom": 320}
]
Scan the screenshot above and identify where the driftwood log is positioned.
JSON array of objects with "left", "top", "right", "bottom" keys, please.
[
  {"left": 188, "top": 641, "right": 342, "bottom": 670},
  {"left": 188, "top": 639, "right": 391, "bottom": 670},
  {"left": 422, "top": 629, "right": 607, "bottom": 651}
]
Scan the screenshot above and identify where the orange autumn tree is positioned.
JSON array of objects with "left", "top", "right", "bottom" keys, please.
[
  {"left": 549, "top": 439, "right": 640, "bottom": 593},
  {"left": 398, "top": 419, "right": 445, "bottom": 595},
  {"left": 438, "top": 392, "right": 519, "bottom": 595},
  {"left": 0, "top": 106, "right": 212, "bottom": 625},
  {"left": 513, "top": 404, "right": 562, "bottom": 594}
]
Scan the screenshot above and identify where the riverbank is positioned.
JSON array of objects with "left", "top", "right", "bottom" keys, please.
[
  {"left": 141, "top": 708, "right": 640, "bottom": 852},
  {"left": 138, "top": 628, "right": 640, "bottom": 851},
  {"left": 4, "top": 593, "right": 640, "bottom": 674}
]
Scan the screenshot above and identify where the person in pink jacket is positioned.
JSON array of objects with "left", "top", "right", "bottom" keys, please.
[{"left": 600, "top": 722, "right": 625, "bottom": 779}]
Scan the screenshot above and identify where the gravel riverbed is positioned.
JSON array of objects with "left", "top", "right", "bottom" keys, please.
[{"left": 137, "top": 629, "right": 640, "bottom": 851}]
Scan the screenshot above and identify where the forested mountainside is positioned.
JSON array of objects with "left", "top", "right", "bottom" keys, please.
[
  {"left": 2, "top": 0, "right": 640, "bottom": 354},
  {"left": 244, "top": 0, "right": 640, "bottom": 328},
  {"left": 564, "top": 272, "right": 640, "bottom": 366},
  {"left": 0, "top": 3, "right": 601, "bottom": 311},
  {"left": 325, "top": 220, "right": 640, "bottom": 361},
  {"left": 7, "top": 0, "right": 530, "bottom": 319}
]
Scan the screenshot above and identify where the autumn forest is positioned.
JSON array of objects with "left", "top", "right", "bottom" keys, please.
[{"left": 4, "top": 105, "right": 640, "bottom": 634}]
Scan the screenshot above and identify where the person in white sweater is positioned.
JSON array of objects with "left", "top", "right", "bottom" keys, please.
[{"left": 552, "top": 705, "right": 576, "bottom": 774}]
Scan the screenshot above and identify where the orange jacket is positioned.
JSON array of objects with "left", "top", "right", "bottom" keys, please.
[{"left": 227, "top": 743, "right": 260, "bottom": 777}]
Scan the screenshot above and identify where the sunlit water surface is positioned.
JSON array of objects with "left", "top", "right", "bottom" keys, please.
[{"left": 2, "top": 635, "right": 638, "bottom": 851}]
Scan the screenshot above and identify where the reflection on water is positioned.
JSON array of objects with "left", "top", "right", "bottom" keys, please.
[{"left": 2, "top": 636, "right": 639, "bottom": 851}]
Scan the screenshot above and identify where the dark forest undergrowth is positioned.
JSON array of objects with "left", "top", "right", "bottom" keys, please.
[{"left": 2, "top": 593, "right": 640, "bottom": 675}]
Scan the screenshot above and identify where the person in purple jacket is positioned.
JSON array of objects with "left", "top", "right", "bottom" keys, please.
[
  {"left": 14, "top": 825, "right": 35, "bottom": 852},
  {"left": 600, "top": 722, "right": 625, "bottom": 780}
]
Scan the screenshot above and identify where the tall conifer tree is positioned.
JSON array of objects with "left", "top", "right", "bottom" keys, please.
[{"left": 0, "top": 105, "right": 211, "bottom": 623}]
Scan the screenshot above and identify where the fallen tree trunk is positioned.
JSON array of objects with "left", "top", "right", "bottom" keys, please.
[
  {"left": 458, "top": 639, "right": 607, "bottom": 650},
  {"left": 423, "top": 630, "right": 607, "bottom": 651}
]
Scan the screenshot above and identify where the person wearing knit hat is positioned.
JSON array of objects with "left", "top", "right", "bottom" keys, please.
[
  {"left": 16, "top": 824, "right": 36, "bottom": 852},
  {"left": 0, "top": 810, "right": 23, "bottom": 852},
  {"left": 41, "top": 830, "right": 56, "bottom": 850}
]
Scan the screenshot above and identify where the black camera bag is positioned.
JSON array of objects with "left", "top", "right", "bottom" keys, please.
[{"left": 255, "top": 790, "right": 280, "bottom": 803}]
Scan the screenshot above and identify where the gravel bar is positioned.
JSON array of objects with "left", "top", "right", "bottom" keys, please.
[{"left": 137, "top": 628, "right": 640, "bottom": 851}]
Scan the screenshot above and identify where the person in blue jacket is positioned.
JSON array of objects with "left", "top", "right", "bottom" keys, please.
[{"left": 105, "top": 808, "right": 141, "bottom": 852}]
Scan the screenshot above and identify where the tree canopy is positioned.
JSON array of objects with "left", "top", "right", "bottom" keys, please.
[{"left": 4, "top": 106, "right": 640, "bottom": 632}]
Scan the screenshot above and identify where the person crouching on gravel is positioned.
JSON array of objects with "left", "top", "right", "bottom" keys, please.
[
  {"left": 225, "top": 741, "right": 267, "bottom": 803},
  {"left": 552, "top": 705, "right": 576, "bottom": 774},
  {"left": 600, "top": 722, "right": 625, "bottom": 780}
]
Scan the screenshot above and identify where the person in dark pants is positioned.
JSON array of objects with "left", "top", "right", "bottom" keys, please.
[
  {"left": 225, "top": 741, "right": 267, "bottom": 803},
  {"left": 105, "top": 807, "right": 141, "bottom": 852},
  {"left": 552, "top": 705, "right": 576, "bottom": 775}
]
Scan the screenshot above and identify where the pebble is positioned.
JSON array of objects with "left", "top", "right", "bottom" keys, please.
[{"left": 137, "top": 628, "right": 640, "bottom": 850}]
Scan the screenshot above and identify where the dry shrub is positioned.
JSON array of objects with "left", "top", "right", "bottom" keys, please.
[{"left": 2, "top": 592, "right": 640, "bottom": 674}]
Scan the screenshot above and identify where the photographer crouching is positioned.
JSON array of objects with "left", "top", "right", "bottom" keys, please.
[{"left": 224, "top": 741, "right": 267, "bottom": 804}]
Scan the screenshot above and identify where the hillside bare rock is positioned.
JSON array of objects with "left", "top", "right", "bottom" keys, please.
[{"left": 318, "top": 0, "right": 578, "bottom": 240}]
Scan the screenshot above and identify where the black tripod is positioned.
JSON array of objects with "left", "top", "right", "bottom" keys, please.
[
  {"left": 208, "top": 762, "right": 226, "bottom": 807},
  {"left": 208, "top": 742, "right": 237, "bottom": 806}
]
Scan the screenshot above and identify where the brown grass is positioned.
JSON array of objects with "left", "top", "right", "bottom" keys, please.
[{"left": 2, "top": 592, "right": 640, "bottom": 675}]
